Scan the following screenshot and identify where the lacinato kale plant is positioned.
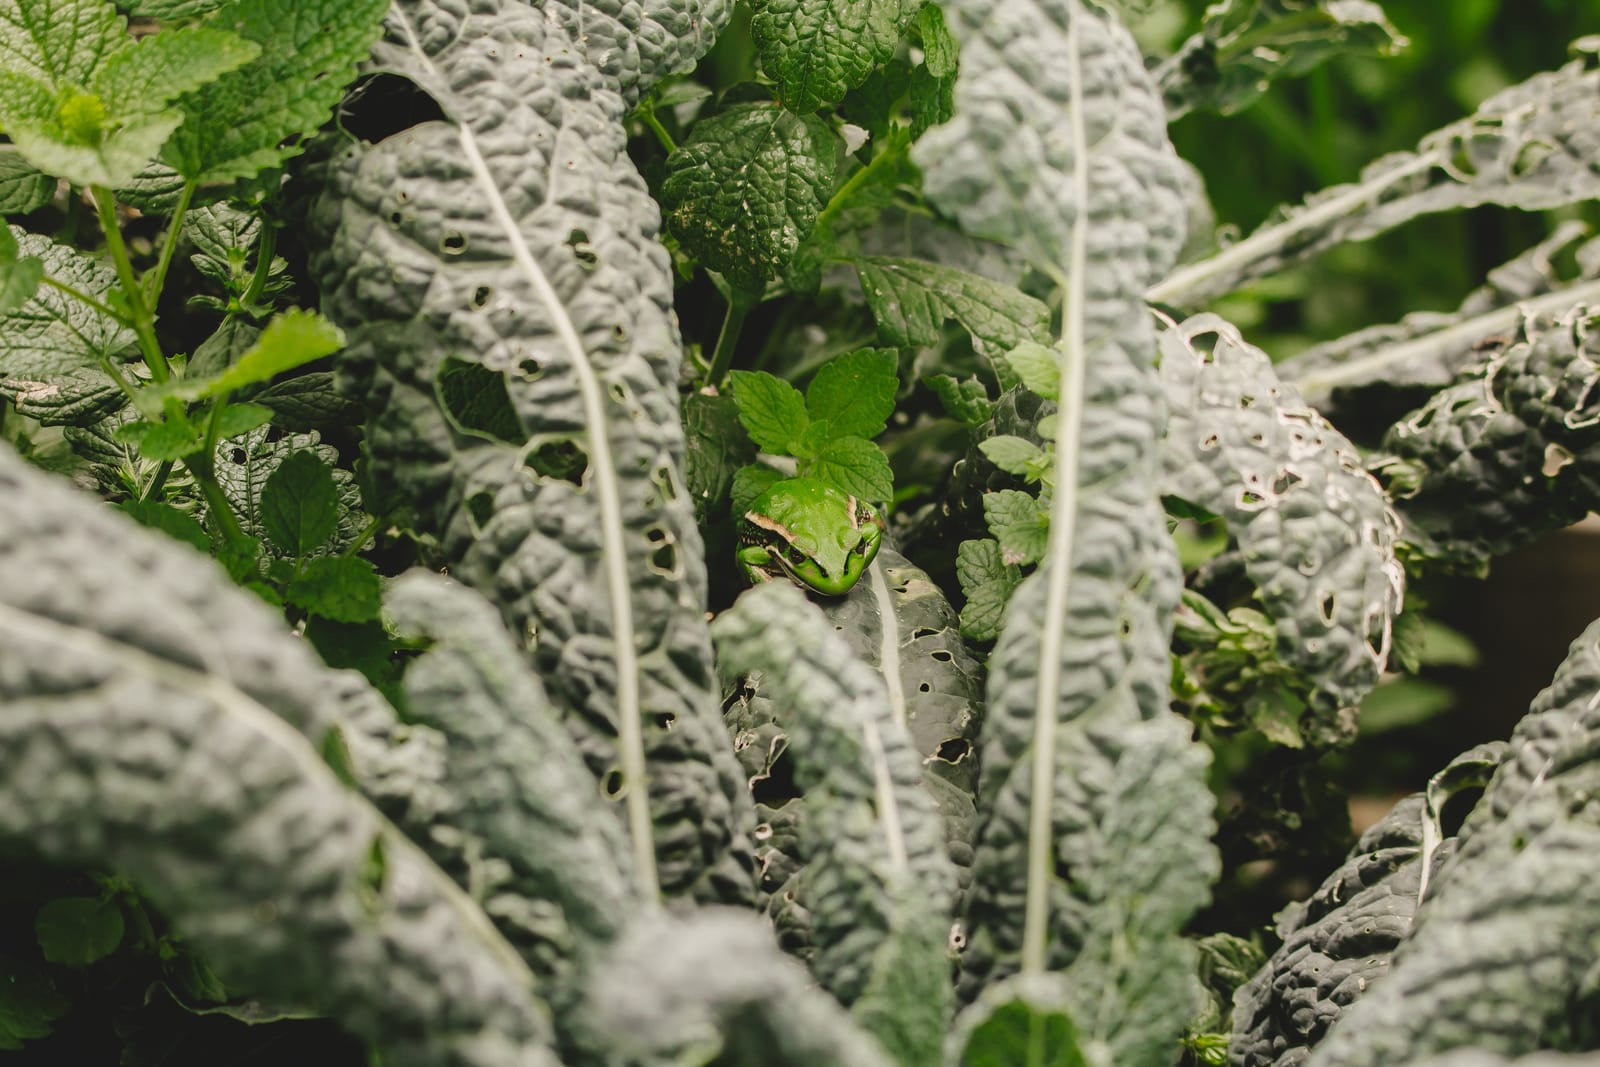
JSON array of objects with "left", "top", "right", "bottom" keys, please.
[{"left": 1, "top": 1, "right": 1599, "bottom": 1065}]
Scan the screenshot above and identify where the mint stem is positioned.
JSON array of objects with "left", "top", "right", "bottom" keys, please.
[{"left": 706, "top": 292, "right": 752, "bottom": 388}]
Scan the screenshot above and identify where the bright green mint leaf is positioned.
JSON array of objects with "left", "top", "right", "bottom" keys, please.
[
  {"left": 207, "top": 309, "right": 343, "bottom": 396},
  {"left": 979, "top": 434, "right": 1047, "bottom": 478},
  {"left": 35, "top": 896, "right": 124, "bottom": 966},
  {"left": 851, "top": 256, "right": 1049, "bottom": 359},
  {"left": 731, "top": 462, "right": 785, "bottom": 517},
  {"left": 949, "top": 974, "right": 1090, "bottom": 1067},
  {"left": 984, "top": 488, "right": 1048, "bottom": 566},
  {"left": 956, "top": 537, "right": 1020, "bottom": 641},
  {"left": 804, "top": 347, "right": 897, "bottom": 439},
  {"left": 1000, "top": 340, "right": 1061, "bottom": 400},
  {"left": 162, "top": 0, "right": 389, "bottom": 185},
  {"left": 260, "top": 449, "right": 338, "bottom": 556},
  {"left": 750, "top": 0, "right": 920, "bottom": 113},
  {"left": 0, "top": 148, "right": 52, "bottom": 214},
  {"left": 912, "top": 4, "right": 958, "bottom": 78},
  {"left": 117, "top": 413, "right": 203, "bottom": 461},
  {"left": 117, "top": 498, "right": 208, "bottom": 553},
  {"left": 0, "top": 1, "right": 257, "bottom": 188},
  {"left": 802, "top": 434, "right": 893, "bottom": 502},
  {"left": 215, "top": 401, "right": 273, "bottom": 439},
  {"left": 925, "top": 373, "right": 993, "bottom": 426},
  {"left": 285, "top": 555, "right": 381, "bottom": 623},
  {"left": 729, "top": 369, "right": 810, "bottom": 453},
  {"left": 662, "top": 102, "right": 837, "bottom": 291},
  {"left": 0, "top": 955, "right": 68, "bottom": 1050},
  {"left": 0, "top": 224, "right": 43, "bottom": 314}
]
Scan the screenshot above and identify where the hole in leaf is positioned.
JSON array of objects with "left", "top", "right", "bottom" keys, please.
[
  {"left": 918, "top": 681, "right": 932, "bottom": 693},
  {"left": 230, "top": 447, "right": 247, "bottom": 464},
  {"left": 911, "top": 627, "right": 939, "bottom": 640},
  {"left": 653, "top": 712, "right": 676, "bottom": 730},
  {"left": 1320, "top": 592, "right": 1337, "bottom": 624},
  {"left": 935, "top": 738, "right": 971, "bottom": 764},
  {"left": 437, "top": 357, "right": 523, "bottom": 444},
  {"left": 341, "top": 73, "right": 446, "bottom": 143},
  {"left": 467, "top": 490, "right": 495, "bottom": 528},
  {"left": 440, "top": 231, "right": 468, "bottom": 255},
  {"left": 471, "top": 285, "right": 492, "bottom": 309},
  {"left": 517, "top": 356, "right": 544, "bottom": 380},
  {"left": 1437, "top": 785, "right": 1485, "bottom": 839},
  {"left": 752, "top": 750, "right": 800, "bottom": 806},
  {"left": 524, "top": 439, "right": 588, "bottom": 485},
  {"left": 602, "top": 768, "right": 626, "bottom": 798},
  {"left": 566, "top": 229, "right": 598, "bottom": 268},
  {"left": 931, "top": 649, "right": 953, "bottom": 663},
  {"left": 754, "top": 823, "right": 773, "bottom": 841},
  {"left": 649, "top": 538, "right": 677, "bottom": 575}
]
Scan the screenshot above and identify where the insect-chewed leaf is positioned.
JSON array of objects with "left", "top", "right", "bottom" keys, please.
[
  {"left": 915, "top": 5, "right": 1218, "bottom": 1061},
  {"left": 1307, "top": 619, "right": 1600, "bottom": 1067},
  {"left": 541, "top": 0, "right": 733, "bottom": 106},
  {"left": 305, "top": 0, "right": 755, "bottom": 908},
  {"left": 0, "top": 442, "right": 560, "bottom": 1067},
  {"left": 713, "top": 580, "right": 956, "bottom": 1066},
  {"left": 1159, "top": 313, "right": 1404, "bottom": 736},
  {"left": 1373, "top": 308, "right": 1600, "bottom": 567},
  {"left": 1230, "top": 744, "right": 1505, "bottom": 1067}
]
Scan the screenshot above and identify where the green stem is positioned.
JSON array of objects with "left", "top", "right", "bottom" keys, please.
[
  {"left": 640, "top": 106, "right": 677, "bottom": 154},
  {"left": 192, "top": 468, "right": 246, "bottom": 545},
  {"left": 91, "top": 186, "right": 170, "bottom": 383},
  {"left": 239, "top": 222, "right": 278, "bottom": 310},
  {"left": 341, "top": 515, "right": 383, "bottom": 558},
  {"left": 40, "top": 275, "right": 128, "bottom": 325},
  {"left": 147, "top": 180, "right": 197, "bottom": 304},
  {"left": 705, "top": 293, "right": 751, "bottom": 389},
  {"left": 815, "top": 136, "right": 909, "bottom": 234}
]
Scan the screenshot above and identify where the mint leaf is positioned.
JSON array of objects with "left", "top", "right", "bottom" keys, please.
[
  {"left": 0, "top": 147, "right": 52, "bottom": 214},
  {"left": 804, "top": 347, "right": 898, "bottom": 439},
  {"left": 683, "top": 391, "right": 757, "bottom": 524},
  {"left": 260, "top": 449, "right": 338, "bottom": 556},
  {"left": 731, "top": 463, "right": 785, "bottom": 517},
  {"left": 729, "top": 369, "right": 810, "bottom": 453},
  {"left": 252, "top": 372, "right": 362, "bottom": 433},
  {"left": 0, "top": 224, "right": 43, "bottom": 315},
  {"left": 0, "top": 1, "right": 257, "bottom": 187},
  {"left": 0, "top": 955, "right": 68, "bottom": 1050},
  {"left": 851, "top": 256, "right": 1050, "bottom": 358},
  {"left": 35, "top": 896, "right": 124, "bottom": 966},
  {"left": 162, "top": 0, "right": 389, "bottom": 185},
  {"left": 750, "top": 0, "right": 920, "bottom": 113},
  {"left": 117, "top": 498, "right": 209, "bottom": 553},
  {"left": 803, "top": 434, "right": 893, "bottom": 502},
  {"left": 924, "top": 373, "right": 993, "bottom": 426},
  {"left": 119, "top": 413, "right": 203, "bottom": 461},
  {"left": 999, "top": 340, "right": 1061, "bottom": 400},
  {"left": 956, "top": 537, "right": 1021, "bottom": 641},
  {"left": 908, "top": 61, "right": 955, "bottom": 138},
  {"left": 984, "top": 488, "right": 1048, "bottom": 566},
  {"left": 215, "top": 401, "right": 273, "bottom": 439},
  {"left": 207, "top": 309, "right": 343, "bottom": 395},
  {"left": 662, "top": 102, "right": 837, "bottom": 291},
  {"left": 979, "top": 434, "right": 1047, "bottom": 478},
  {"left": 286, "top": 555, "right": 381, "bottom": 623},
  {"left": 912, "top": 4, "right": 958, "bottom": 79}
]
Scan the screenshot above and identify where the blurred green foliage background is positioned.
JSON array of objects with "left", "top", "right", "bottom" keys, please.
[{"left": 1151, "top": 0, "right": 1599, "bottom": 360}]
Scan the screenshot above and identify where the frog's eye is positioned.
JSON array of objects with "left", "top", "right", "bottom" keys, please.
[{"left": 852, "top": 540, "right": 869, "bottom": 555}]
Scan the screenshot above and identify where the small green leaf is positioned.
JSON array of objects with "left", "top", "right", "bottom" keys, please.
[
  {"left": 252, "top": 372, "right": 362, "bottom": 432},
  {"left": 0, "top": 224, "right": 44, "bottom": 314},
  {"left": 729, "top": 369, "right": 811, "bottom": 453},
  {"left": 805, "top": 348, "right": 898, "bottom": 439},
  {"left": 260, "top": 449, "right": 338, "bottom": 556},
  {"left": 214, "top": 401, "right": 274, "bottom": 439},
  {"left": 0, "top": 954, "right": 68, "bottom": 1050},
  {"left": 661, "top": 102, "right": 837, "bottom": 291},
  {"left": 912, "top": 4, "right": 959, "bottom": 79},
  {"left": 683, "top": 391, "right": 757, "bottom": 524},
  {"left": 117, "top": 499, "right": 209, "bottom": 553},
  {"left": 803, "top": 434, "right": 894, "bottom": 502},
  {"left": 851, "top": 257, "right": 1049, "bottom": 358},
  {"left": 925, "top": 373, "right": 993, "bottom": 426},
  {"left": 984, "top": 488, "right": 1048, "bottom": 566},
  {"left": 213, "top": 531, "right": 264, "bottom": 583},
  {"left": 1390, "top": 610, "right": 1426, "bottom": 674},
  {"left": 120, "top": 414, "right": 204, "bottom": 461},
  {"left": 1000, "top": 340, "right": 1061, "bottom": 400},
  {"left": 207, "top": 309, "right": 343, "bottom": 396},
  {"left": 286, "top": 555, "right": 382, "bottom": 623},
  {"left": 979, "top": 435, "right": 1047, "bottom": 478},
  {"left": 750, "top": 0, "right": 920, "bottom": 113},
  {"left": 731, "top": 463, "right": 785, "bottom": 516},
  {"left": 35, "top": 897, "right": 124, "bottom": 966},
  {"left": 956, "top": 538, "right": 1020, "bottom": 641},
  {"left": 0, "top": 148, "right": 52, "bottom": 214},
  {"left": 948, "top": 973, "right": 1090, "bottom": 1067}
]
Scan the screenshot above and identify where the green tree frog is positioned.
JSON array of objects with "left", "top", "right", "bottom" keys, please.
[{"left": 737, "top": 477, "right": 884, "bottom": 596}]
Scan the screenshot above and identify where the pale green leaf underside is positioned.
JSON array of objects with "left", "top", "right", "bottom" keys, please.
[
  {"left": 1152, "top": 50, "right": 1600, "bottom": 307},
  {"left": 851, "top": 255, "right": 1050, "bottom": 359},
  {"left": 0, "top": 441, "right": 560, "bottom": 1067},
  {"left": 1159, "top": 314, "right": 1404, "bottom": 728},
  {"left": 750, "top": 0, "right": 920, "bottom": 113},
  {"left": 308, "top": 0, "right": 754, "bottom": 907}
]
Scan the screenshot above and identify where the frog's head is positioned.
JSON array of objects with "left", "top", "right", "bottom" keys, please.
[{"left": 737, "top": 479, "right": 884, "bottom": 597}]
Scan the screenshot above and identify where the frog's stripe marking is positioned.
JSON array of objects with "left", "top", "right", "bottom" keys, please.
[
  {"left": 744, "top": 511, "right": 797, "bottom": 542},
  {"left": 846, "top": 495, "right": 861, "bottom": 530}
]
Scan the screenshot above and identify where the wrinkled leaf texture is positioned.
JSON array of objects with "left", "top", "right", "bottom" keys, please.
[
  {"left": 914, "top": 2, "right": 1218, "bottom": 1063},
  {"left": 305, "top": 0, "right": 754, "bottom": 906}
]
